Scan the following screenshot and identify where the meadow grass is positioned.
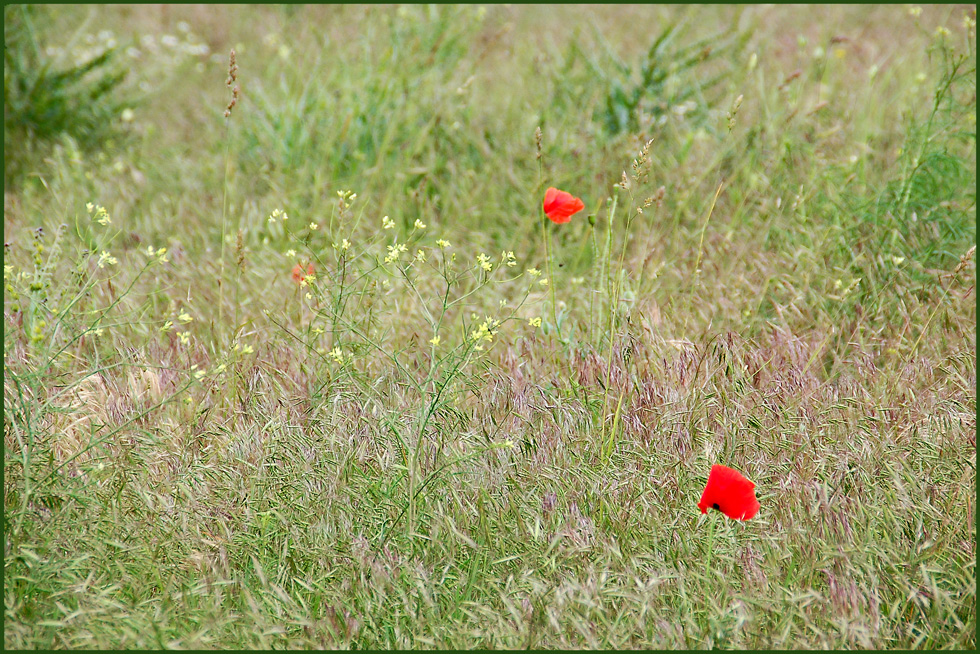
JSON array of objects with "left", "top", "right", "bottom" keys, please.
[{"left": 4, "top": 4, "right": 976, "bottom": 648}]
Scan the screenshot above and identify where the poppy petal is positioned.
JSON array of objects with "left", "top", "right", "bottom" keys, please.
[
  {"left": 543, "top": 187, "right": 585, "bottom": 224},
  {"left": 291, "top": 261, "right": 314, "bottom": 284},
  {"left": 543, "top": 187, "right": 560, "bottom": 210},
  {"left": 698, "top": 464, "right": 760, "bottom": 521}
]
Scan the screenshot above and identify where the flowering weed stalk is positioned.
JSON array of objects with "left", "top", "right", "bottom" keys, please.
[
  {"left": 4, "top": 206, "right": 207, "bottom": 541},
  {"left": 217, "top": 49, "right": 240, "bottom": 336},
  {"left": 268, "top": 201, "right": 538, "bottom": 541}
]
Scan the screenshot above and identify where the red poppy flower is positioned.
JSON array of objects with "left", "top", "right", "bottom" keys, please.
[
  {"left": 543, "top": 187, "right": 585, "bottom": 224},
  {"left": 291, "top": 262, "right": 314, "bottom": 284},
  {"left": 698, "top": 464, "right": 760, "bottom": 520}
]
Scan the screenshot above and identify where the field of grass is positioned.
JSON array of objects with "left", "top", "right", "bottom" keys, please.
[{"left": 4, "top": 4, "right": 976, "bottom": 648}]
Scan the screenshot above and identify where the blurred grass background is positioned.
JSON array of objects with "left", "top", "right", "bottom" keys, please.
[{"left": 4, "top": 4, "right": 976, "bottom": 648}]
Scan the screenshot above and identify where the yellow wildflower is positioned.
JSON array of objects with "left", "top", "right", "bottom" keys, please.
[
  {"left": 97, "top": 251, "right": 118, "bottom": 268},
  {"left": 477, "top": 253, "right": 493, "bottom": 272}
]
